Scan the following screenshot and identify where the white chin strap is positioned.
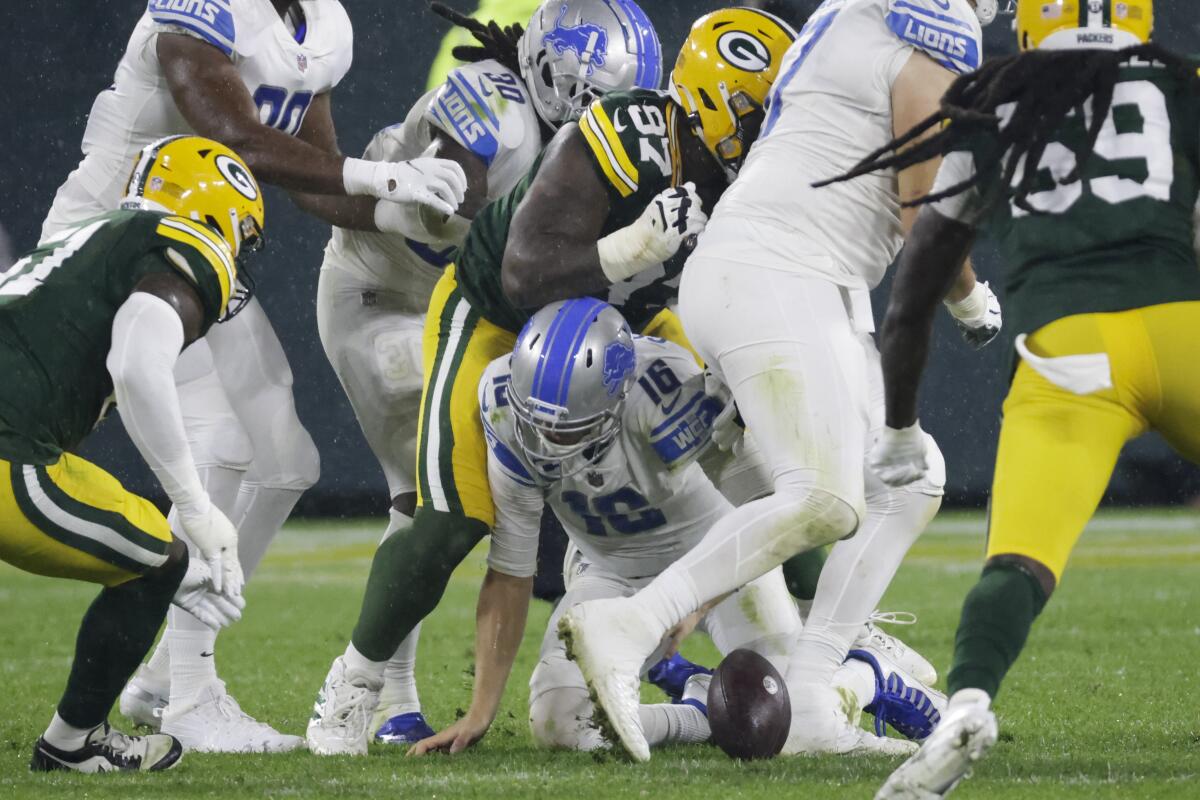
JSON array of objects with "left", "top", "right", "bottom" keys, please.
[{"left": 974, "top": 0, "right": 998, "bottom": 26}]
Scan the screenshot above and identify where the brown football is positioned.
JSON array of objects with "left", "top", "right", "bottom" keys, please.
[{"left": 707, "top": 648, "right": 790, "bottom": 760}]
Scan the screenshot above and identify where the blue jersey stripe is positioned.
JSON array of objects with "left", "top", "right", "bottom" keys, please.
[
  {"left": 891, "top": 1, "right": 975, "bottom": 31},
  {"left": 609, "top": 0, "right": 663, "bottom": 89},
  {"left": 885, "top": 9, "right": 981, "bottom": 74},
  {"left": 147, "top": 0, "right": 235, "bottom": 56},
  {"left": 761, "top": 3, "right": 841, "bottom": 138},
  {"left": 448, "top": 69, "right": 501, "bottom": 130},
  {"left": 483, "top": 421, "right": 536, "bottom": 487}
]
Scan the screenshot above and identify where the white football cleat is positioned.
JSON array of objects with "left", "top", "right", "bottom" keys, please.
[
  {"left": 783, "top": 682, "right": 918, "bottom": 757},
  {"left": 306, "top": 656, "right": 381, "bottom": 756},
  {"left": 855, "top": 612, "right": 938, "bottom": 687},
  {"left": 161, "top": 682, "right": 303, "bottom": 753},
  {"left": 558, "top": 598, "right": 660, "bottom": 763},
  {"left": 119, "top": 667, "right": 167, "bottom": 731},
  {"left": 875, "top": 689, "right": 998, "bottom": 800}
]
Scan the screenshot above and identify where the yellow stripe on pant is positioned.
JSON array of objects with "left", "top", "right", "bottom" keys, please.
[
  {"left": 988, "top": 301, "right": 1200, "bottom": 580},
  {"left": 0, "top": 453, "right": 173, "bottom": 587}
]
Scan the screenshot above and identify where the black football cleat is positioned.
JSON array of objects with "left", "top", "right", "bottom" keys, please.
[{"left": 30, "top": 722, "right": 183, "bottom": 773}]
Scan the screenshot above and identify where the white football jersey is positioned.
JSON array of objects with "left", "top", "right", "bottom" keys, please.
[
  {"left": 63, "top": 0, "right": 352, "bottom": 206},
  {"left": 321, "top": 60, "right": 544, "bottom": 294},
  {"left": 482, "top": 336, "right": 731, "bottom": 581},
  {"left": 697, "top": 0, "right": 982, "bottom": 291}
]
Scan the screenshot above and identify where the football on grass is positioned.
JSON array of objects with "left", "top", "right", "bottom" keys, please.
[{"left": 707, "top": 648, "right": 790, "bottom": 760}]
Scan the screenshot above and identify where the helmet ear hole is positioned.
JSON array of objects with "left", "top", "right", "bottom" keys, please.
[{"left": 698, "top": 88, "right": 718, "bottom": 112}]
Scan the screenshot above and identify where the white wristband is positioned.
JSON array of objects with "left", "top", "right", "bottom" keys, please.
[
  {"left": 597, "top": 225, "right": 664, "bottom": 283},
  {"left": 944, "top": 281, "right": 988, "bottom": 323},
  {"left": 342, "top": 157, "right": 375, "bottom": 196}
]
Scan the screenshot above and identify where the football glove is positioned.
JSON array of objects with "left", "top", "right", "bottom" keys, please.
[
  {"left": 868, "top": 423, "right": 930, "bottom": 487},
  {"left": 174, "top": 501, "right": 244, "bottom": 599},
  {"left": 172, "top": 555, "right": 245, "bottom": 631},
  {"left": 704, "top": 370, "right": 745, "bottom": 456},
  {"left": 598, "top": 182, "right": 708, "bottom": 282},
  {"left": 343, "top": 156, "right": 467, "bottom": 217},
  {"left": 945, "top": 281, "right": 1002, "bottom": 350}
]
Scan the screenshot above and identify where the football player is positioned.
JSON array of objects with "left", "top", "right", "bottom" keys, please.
[
  {"left": 304, "top": 6, "right": 774, "bottom": 757},
  {"left": 558, "top": 0, "right": 1008, "bottom": 762},
  {"left": 3, "top": 136, "right": 259, "bottom": 773},
  {"left": 43, "top": 0, "right": 465, "bottom": 753},
  {"left": 315, "top": 0, "right": 648, "bottom": 746},
  {"left": 820, "top": 3, "right": 1200, "bottom": 797},
  {"left": 408, "top": 299, "right": 945, "bottom": 755}
]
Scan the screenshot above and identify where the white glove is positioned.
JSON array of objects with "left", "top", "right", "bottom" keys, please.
[
  {"left": 868, "top": 423, "right": 930, "bottom": 487},
  {"left": 174, "top": 500, "right": 244, "bottom": 599},
  {"left": 343, "top": 157, "right": 467, "bottom": 217},
  {"left": 597, "top": 182, "right": 708, "bottom": 283},
  {"left": 704, "top": 370, "right": 745, "bottom": 456},
  {"left": 172, "top": 555, "right": 245, "bottom": 631},
  {"left": 945, "top": 281, "right": 1002, "bottom": 350}
]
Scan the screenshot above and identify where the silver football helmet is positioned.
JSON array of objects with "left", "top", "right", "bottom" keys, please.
[
  {"left": 508, "top": 298, "right": 638, "bottom": 478},
  {"left": 518, "top": 0, "right": 664, "bottom": 128}
]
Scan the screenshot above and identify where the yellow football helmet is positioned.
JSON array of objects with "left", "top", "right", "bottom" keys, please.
[
  {"left": 669, "top": 8, "right": 796, "bottom": 178},
  {"left": 123, "top": 135, "right": 265, "bottom": 259},
  {"left": 1016, "top": 0, "right": 1153, "bottom": 52}
]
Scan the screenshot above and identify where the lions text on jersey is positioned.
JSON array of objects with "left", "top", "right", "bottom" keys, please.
[
  {"left": 697, "top": 0, "right": 982, "bottom": 291},
  {"left": 481, "top": 336, "right": 728, "bottom": 580},
  {"left": 42, "top": 0, "right": 353, "bottom": 240}
]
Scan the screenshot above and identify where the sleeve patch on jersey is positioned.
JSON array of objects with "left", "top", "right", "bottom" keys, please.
[
  {"left": 483, "top": 420, "right": 537, "bottom": 488},
  {"left": 648, "top": 391, "right": 723, "bottom": 467},
  {"left": 886, "top": 1, "right": 981, "bottom": 75},
  {"left": 580, "top": 103, "right": 639, "bottom": 198},
  {"left": 155, "top": 218, "right": 235, "bottom": 311},
  {"left": 428, "top": 69, "right": 503, "bottom": 166},
  {"left": 147, "top": 0, "right": 236, "bottom": 57}
]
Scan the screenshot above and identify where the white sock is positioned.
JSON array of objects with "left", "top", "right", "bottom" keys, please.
[
  {"left": 230, "top": 484, "right": 304, "bottom": 578},
  {"left": 378, "top": 624, "right": 421, "bottom": 715},
  {"left": 640, "top": 703, "right": 710, "bottom": 747},
  {"left": 342, "top": 642, "right": 386, "bottom": 689},
  {"left": 831, "top": 658, "right": 878, "bottom": 712},
  {"left": 43, "top": 713, "right": 96, "bottom": 750},
  {"left": 379, "top": 508, "right": 412, "bottom": 545},
  {"left": 166, "top": 608, "right": 220, "bottom": 706},
  {"left": 140, "top": 640, "right": 172, "bottom": 694}
]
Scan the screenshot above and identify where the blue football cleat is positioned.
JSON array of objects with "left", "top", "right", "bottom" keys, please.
[
  {"left": 374, "top": 712, "right": 436, "bottom": 745},
  {"left": 647, "top": 653, "right": 713, "bottom": 703},
  {"left": 848, "top": 649, "right": 944, "bottom": 742}
]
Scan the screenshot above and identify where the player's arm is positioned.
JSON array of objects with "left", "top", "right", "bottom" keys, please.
[
  {"left": 156, "top": 34, "right": 465, "bottom": 211},
  {"left": 106, "top": 267, "right": 245, "bottom": 613},
  {"left": 892, "top": 52, "right": 1000, "bottom": 348},
  {"left": 502, "top": 126, "right": 704, "bottom": 309},
  {"left": 410, "top": 425, "right": 541, "bottom": 755}
]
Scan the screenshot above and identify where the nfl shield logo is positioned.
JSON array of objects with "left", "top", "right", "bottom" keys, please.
[{"left": 297, "top": 54, "right": 308, "bottom": 73}]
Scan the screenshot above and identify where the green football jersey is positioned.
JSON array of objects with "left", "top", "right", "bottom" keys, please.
[
  {"left": 967, "top": 60, "right": 1200, "bottom": 337},
  {"left": 454, "top": 90, "right": 689, "bottom": 333},
  {"left": 0, "top": 209, "right": 236, "bottom": 465}
]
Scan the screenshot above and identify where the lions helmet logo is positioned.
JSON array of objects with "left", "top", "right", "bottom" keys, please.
[
  {"left": 717, "top": 30, "right": 772, "bottom": 72},
  {"left": 602, "top": 340, "right": 635, "bottom": 396},
  {"left": 542, "top": 4, "right": 609, "bottom": 76}
]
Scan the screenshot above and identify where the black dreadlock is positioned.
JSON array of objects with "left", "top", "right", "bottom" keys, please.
[
  {"left": 815, "top": 44, "right": 1198, "bottom": 214},
  {"left": 429, "top": 2, "right": 524, "bottom": 79}
]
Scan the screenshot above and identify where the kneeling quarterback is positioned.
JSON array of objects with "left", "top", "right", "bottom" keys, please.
[{"left": 2, "top": 136, "right": 261, "bottom": 772}]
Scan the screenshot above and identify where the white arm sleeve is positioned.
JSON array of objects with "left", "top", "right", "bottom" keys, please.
[
  {"left": 485, "top": 450, "right": 544, "bottom": 579},
  {"left": 107, "top": 293, "right": 209, "bottom": 516},
  {"left": 929, "top": 150, "right": 983, "bottom": 224}
]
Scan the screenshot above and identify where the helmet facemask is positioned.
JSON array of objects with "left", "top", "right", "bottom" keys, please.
[{"left": 511, "top": 395, "right": 625, "bottom": 480}]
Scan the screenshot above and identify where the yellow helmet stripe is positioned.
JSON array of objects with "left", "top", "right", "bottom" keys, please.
[
  {"left": 579, "top": 105, "right": 639, "bottom": 197},
  {"left": 155, "top": 219, "right": 235, "bottom": 308},
  {"left": 667, "top": 104, "right": 683, "bottom": 187}
]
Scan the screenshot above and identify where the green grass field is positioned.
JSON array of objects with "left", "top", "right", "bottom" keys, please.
[{"left": 2, "top": 510, "right": 1198, "bottom": 798}]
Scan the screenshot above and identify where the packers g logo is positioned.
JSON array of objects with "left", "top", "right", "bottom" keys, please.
[
  {"left": 215, "top": 154, "right": 259, "bottom": 201},
  {"left": 717, "top": 31, "right": 772, "bottom": 72}
]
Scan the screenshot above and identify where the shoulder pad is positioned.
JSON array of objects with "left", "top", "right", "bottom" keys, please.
[
  {"left": 479, "top": 358, "right": 537, "bottom": 488},
  {"left": 628, "top": 342, "right": 721, "bottom": 468},
  {"left": 147, "top": 0, "right": 236, "bottom": 58},
  {"left": 884, "top": 0, "right": 982, "bottom": 75},
  {"left": 578, "top": 91, "right": 673, "bottom": 200},
  {"left": 427, "top": 63, "right": 535, "bottom": 167},
  {"left": 307, "top": 0, "right": 354, "bottom": 87},
  {"left": 153, "top": 214, "right": 236, "bottom": 318}
]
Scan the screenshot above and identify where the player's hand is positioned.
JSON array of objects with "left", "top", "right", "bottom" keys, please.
[
  {"left": 945, "top": 281, "right": 1002, "bottom": 350},
  {"left": 175, "top": 501, "right": 244, "bottom": 599},
  {"left": 343, "top": 156, "right": 467, "bottom": 216},
  {"left": 407, "top": 714, "right": 490, "bottom": 756},
  {"left": 172, "top": 555, "right": 246, "bottom": 631},
  {"left": 598, "top": 182, "right": 708, "bottom": 282},
  {"left": 868, "top": 423, "right": 930, "bottom": 487},
  {"left": 704, "top": 370, "right": 745, "bottom": 455}
]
